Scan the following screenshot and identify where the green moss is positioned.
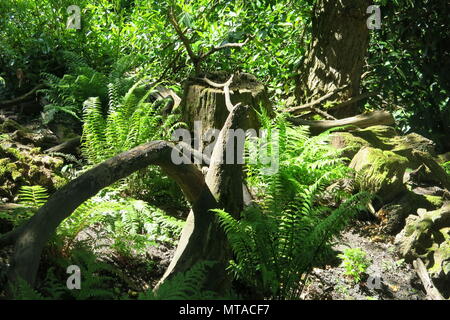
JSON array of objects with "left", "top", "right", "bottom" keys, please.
[
  {"left": 351, "top": 125, "right": 398, "bottom": 150},
  {"left": 1, "top": 147, "right": 25, "bottom": 161},
  {"left": 425, "top": 195, "right": 444, "bottom": 208},
  {"left": 11, "top": 167, "right": 22, "bottom": 181},
  {"left": 28, "top": 164, "right": 40, "bottom": 176},
  {"left": 29, "top": 147, "right": 42, "bottom": 155},
  {"left": 52, "top": 175, "right": 68, "bottom": 189},
  {"left": 0, "top": 159, "right": 18, "bottom": 178},
  {"left": 392, "top": 133, "right": 436, "bottom": 157},
  {"left": 0, "top": 158, "right": 10, "bottom": 176},
  {"left": 350, "top": 147, "right": 409, "bottom": 203},
  {"left": 48, "top": 157, "right": 64, "bottom": 169},
  {"left": 330, "top": 132, "right": 370, "bottom": 159}
]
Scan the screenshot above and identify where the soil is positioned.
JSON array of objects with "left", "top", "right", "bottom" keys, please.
[{"left": 301, "top": 222, "right": 427, "bottom": 300}]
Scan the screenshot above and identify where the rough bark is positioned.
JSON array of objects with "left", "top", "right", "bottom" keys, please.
[
  {"left": 181, "top": 72, "right": 272, "bottom": 155},
  {"left": 3, "top": 104, "right": 252, "bottom": 295},
  {"left": 295, "top": 0, "right": 370, "bottom": 118},
  {"left": 3, "top": 69, "right": 267, "bottom": 295},
  {"left": 157, "top": 104, "right": 248, "bottom": 293}
]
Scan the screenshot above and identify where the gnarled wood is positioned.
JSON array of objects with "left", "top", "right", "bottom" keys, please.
[
  {"left": 157, "top": 104, "right": 248, "bottom": 293},
  {"left": 290, "top": 110, "right": 395, "bottom": 134},
  {"left": 4, "top": 141, "right": 205, "bottom": 286},
  {"left": 181, "top": 72, "right": 271, "bottom": 155},
  {"left": 413, "top": 258, "right": 445, "bottom": 300}
]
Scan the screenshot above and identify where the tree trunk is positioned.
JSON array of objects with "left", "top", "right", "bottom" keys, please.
[{"left": 295, "top": 0, "right": 370, "bottom": 118}]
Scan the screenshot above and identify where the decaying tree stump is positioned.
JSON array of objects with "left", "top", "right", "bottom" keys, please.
[
  {"left": 0, "top": 101, "right": 255, "bottom": 295},
  {"left": 180, "top": 72, "right": 272, "bottom": 155}
]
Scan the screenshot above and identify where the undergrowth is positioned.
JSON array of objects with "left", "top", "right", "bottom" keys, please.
[{"left": 215, "top": 112, "right": 371, "bottom": 299}]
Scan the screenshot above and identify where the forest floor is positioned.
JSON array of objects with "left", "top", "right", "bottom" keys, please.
[
  {"left": 0, "top": 110, "right": 430, "bottom": 300},
  {"left": 301, "top": 221, "right": 427, "bottom": 300}
]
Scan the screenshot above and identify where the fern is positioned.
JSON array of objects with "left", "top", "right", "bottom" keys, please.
[
  {"left": 215, "top": 112, "right": 371, "bottom": 299},
  {"left": 17, "top": 185, "right": 48, "bottom": 208},
  {"left": 443, "top": 161, "right": 450, "bottom": 175},
  {"left": 11, "top": 278, "right": 47, "bottom": 300},
  {"left": 22, "top": 248, "right": 119, "bottom": 300},
  {"left": 65, "top": 249, "right": 116, "bottom": 300},
  {"left": 139, "top": 261, "right": 219, "bottom": 300},
  {"left": 82, "top": 77, "right": 186, "bottom": 204},
  {"left": 53, "top": 193, "right": 184, "bottom": 258},
  {"left": 39, "top": 51, "right": 141, "bottom": 124},
  {"left": 0, "top": 186, "right": 49, "bottom": 227}
]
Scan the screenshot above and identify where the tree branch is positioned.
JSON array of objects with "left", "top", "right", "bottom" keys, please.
[
  {"left": 200, "top": 38, "right": 249, "bottom": 60},
  {"left": 200, "top": 75, "right": 235, "bottom": 111},
  {"left": 285, "top": 85, "right": 349, "bottom": 114},
  {"left": 167, "top": 7, "right": 201, "bottom": 74},
  {"left": 0, "top": 84, "right": 45, "bottom": 108},
  {"left": 413, "top": 258, "right": 445, "bottom": 300},
  {"left": 290, "top": 110, "right": 395, "bottom": 134},
  {"left": 331, "top": 91, "right": 377, "bottom": 110},
  {"left": 5, "top": 141, "right": 206, "bottom": 286},
  {"left": 167, "top": 7, "right": 248, "bottom": 75}
]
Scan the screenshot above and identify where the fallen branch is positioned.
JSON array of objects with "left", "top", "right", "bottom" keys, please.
[
  {"left": 4, "top": 141, "right": 206, "bottom": 286},
  {"left": 413, "top": 258, "right": 445, "bottom": 300},
  {"left": 44, "top": 136, "right": 81, "bottom": 155},
  {"left": 311, "top": 107, "right": 337, "bottom": 120},
  {"left": 331, "top": 91, "right": 377, "bottom": 110},
  {"left": 0, "top": 84, "right": 44, "bottom": 108},
  {"left": 290, "top": 110, "right": 395, "bottom": 134},
  {"left": 4, "top": 103, "right": 252, "bottom": 295}
]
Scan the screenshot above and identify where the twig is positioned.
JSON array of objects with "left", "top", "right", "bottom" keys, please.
[
  {"left": 413, "top": 258, "right": 445, "bottom": 300},
  {"left": 167, "top": 7, "right": 248, "bottom": 75},
  {"left": 310, "top": 107, "right": 337, "bottom": 120},
  {"left": 0, "top": 84, "right": 45, "bottom": 108},
  {"left": 168, "top": 7, "right": 201, "bottom": 74},
  {"left": 331, "top": 91, "right": 377, "bottom": 110},
  {"left": 201, "top": 38, "right": 249, "bottom": 60},
  {"left": 286, "top": 85, "right": 349, "bottom": 114}
]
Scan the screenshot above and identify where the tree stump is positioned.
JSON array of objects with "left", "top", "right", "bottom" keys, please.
[{"left": 180, "top": 72, "right": 272, "bottom": 155}]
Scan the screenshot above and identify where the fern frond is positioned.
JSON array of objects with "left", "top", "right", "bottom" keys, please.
[{"left": 17, "top": 185, "right": 48, "bottom": 208}]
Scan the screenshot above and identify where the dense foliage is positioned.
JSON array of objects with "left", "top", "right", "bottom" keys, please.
[
  {"left": 216, "top": 115, "right": 371, "bottom": 299},
  {"left": 0, "top": 0, "right": 448, "bottom": 301},
  {"left": 366, "top": 0, "right": 450, "bottom": 151}
]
